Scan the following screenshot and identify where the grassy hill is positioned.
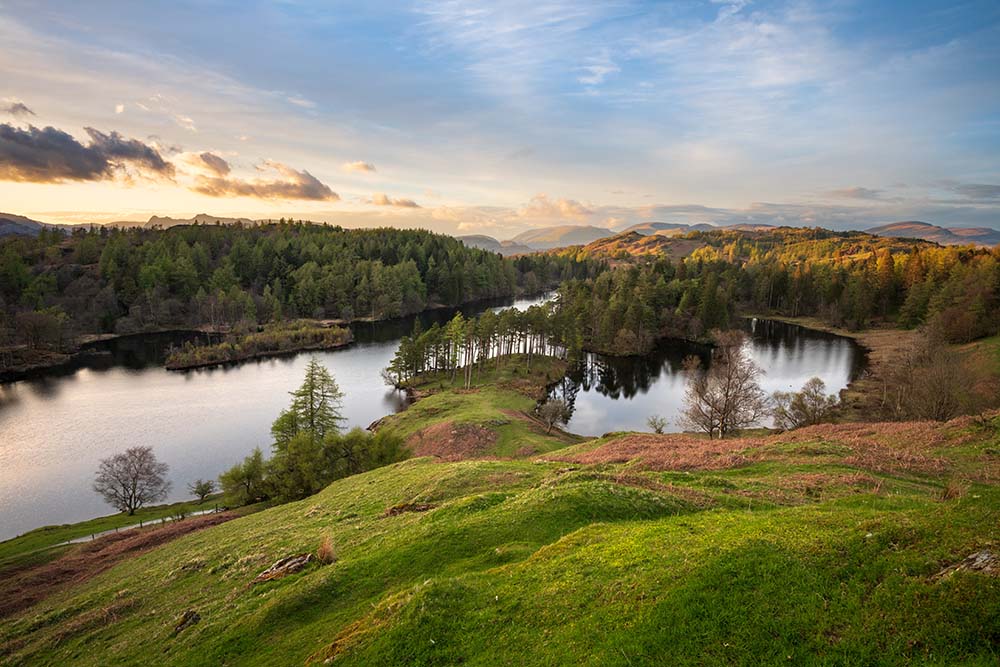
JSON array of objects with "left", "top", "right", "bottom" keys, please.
[{"left": 2, "top": 368, "right": 999, "bottom": 665}]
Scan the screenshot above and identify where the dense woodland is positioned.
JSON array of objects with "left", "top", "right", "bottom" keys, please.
[
  {"left": 0, "top": 222, "right": 603, "bottom": 352},
  {"left": 543, "top": 228, "right": 1000, "bottom": 354}
]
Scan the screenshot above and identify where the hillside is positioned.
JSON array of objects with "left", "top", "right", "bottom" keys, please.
[
  {"left": 2, "top": 362, "right": 998, "bottom": 665},
  {"left": 455, "top": 235, "right": 534, "bottom": 256},
  {"left": 867, "top": 221, "right": 1000, "bottom": 247},
  {"left": 508, "top": 224, "right": 613, "bottom": 250},
  {"left": 556, "top": 230, "right": 707, "bottom": 261}
]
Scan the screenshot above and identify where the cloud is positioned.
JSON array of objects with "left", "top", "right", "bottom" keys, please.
[
  {"left": 827, "top": 186, "right": 884, "bottom": 200},
  {"left": 517, "top": 194, "right": 592, "bottom": 220},
  {"left": 115, "top": 103, "right": 124, "bottom": 114},
  {"left": 371, "top": 192, "right": 420, "bottom": 207},
  {"left": 192, "top": 160, "right": 338, "bottom": 201},
  {"left": 342, "top": 160, "right": 376, "bottom": 173},
  {"left": 948, "top": 183, "right": 1000, "bottom": 200},
  {"left": 577, "top": 51, "right": 619, "bottom": 86},
  {"left": 173, "top": 114, "right": 197, "bottom": 132},
  {"left": 0, "top": 123, "right": 175, "bottom": 183},
  {"left": 287, "top": 95, "right": 317, "bottom": 109},
  {"left": 3, "top": 100, "right": 35, "bottom": 117},
  {"left": 195, "top": 151, "right": 230, "bottom": 176}
]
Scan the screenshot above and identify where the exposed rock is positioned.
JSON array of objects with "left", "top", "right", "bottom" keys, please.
[
  {"left": 251, "top": 554, "right": 314, "bottom": 584},
  {"left": 383, "top": 503, "right": 436, "bottom": 517},
  {"left": 172, "top": 609, "right": 200, "bottom": 636},
  {"left": 936, "top": 550, "right": 999, "bottom": 579}
]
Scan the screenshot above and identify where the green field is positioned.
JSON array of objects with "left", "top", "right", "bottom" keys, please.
[
  {"left": 0, "top": 495, "right": 225, "bottom": 573},
  {"left": 2, "top": 384, "right": 998, "bottom": 665}
]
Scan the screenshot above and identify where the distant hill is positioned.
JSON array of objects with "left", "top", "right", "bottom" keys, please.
[
  {"left": 866, "top": 221, "right": 1000, "bottom": 247},
  {"left": 0, "top": 212, "right": 48, "bottom": 236},
  {"left": 108, "top": 213, "right": 257, "bottom": 229},
  {"left": 619, "top": 222, "right": 696, "bottom": 235},
  {"left": 508, "top": 225, "right": 613, "bottom": 250},
  {"left": 566, "top": 231, "right": 707, "bottom": 261},
  {"left": 456, "top": 235, "right": 534, "bottom": 256}
]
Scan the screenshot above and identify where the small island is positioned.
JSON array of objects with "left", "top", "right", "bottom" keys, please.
[{"left": 164, "top": 320, "right": 352, "bottom": 370}]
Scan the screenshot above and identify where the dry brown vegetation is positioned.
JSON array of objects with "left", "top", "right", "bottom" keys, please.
[
  {"left": 0, "top": 512, "right": 235, "bottom": 619},
  {"left": 545, "top": 413, "right": 1000, "bottom": 482}
]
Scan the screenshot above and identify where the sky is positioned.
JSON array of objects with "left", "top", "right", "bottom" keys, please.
[{"left": 1, "top": 0, "right": 999, "bottom": 238}]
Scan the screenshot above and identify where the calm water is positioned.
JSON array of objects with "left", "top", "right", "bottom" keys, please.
[
  {"left": 552, "top": 318, "right": 865, "bottom": 436},
  {"left": 0, "top": 293, "right": 551, "bottom": 541},
  {"left": 0, "top": 303, "right": 862, "bottom": 541}
]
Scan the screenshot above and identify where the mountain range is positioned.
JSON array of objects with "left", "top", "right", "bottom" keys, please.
[{"left": 4, "top": 212, "right": 998, "bottom": 250}]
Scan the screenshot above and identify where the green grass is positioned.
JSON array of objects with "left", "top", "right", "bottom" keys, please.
[
  {"left": 2, "top": 431, "right": 998, "bottom": 665},
  {"left": 0, "top": 495, "right": 224, "bottom": 573},
  {"left": 384, "top": 355, "right": 582, "bottom": 457},
  {"left": 3, "top": 379, "right": 999, "bottom": 666}
]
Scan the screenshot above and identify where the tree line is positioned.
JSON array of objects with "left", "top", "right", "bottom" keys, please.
[{"left": 0, "top": 222, "right": 604, "bottom": 353}]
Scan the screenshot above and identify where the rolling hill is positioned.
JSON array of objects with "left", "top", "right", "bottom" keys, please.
[
  {"left": 508, "top": 225, "right": 614, "bottom": 250},
  {"left": 866, "top": 221, "right": 1000, "bottom": 246},
  {"left": 455, "top": 235, "right": 534, "bottom": 256}
]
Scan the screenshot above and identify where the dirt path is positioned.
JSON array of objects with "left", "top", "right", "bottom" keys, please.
[{"left": 0, "top": 511, "right": 236, "bottom": 620}]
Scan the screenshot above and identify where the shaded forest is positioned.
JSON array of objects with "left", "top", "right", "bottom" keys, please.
[{"left": 0, "top": 222, "right": 604, "bottom": 351}]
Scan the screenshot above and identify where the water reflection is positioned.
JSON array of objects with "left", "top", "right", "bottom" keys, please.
[
  {"left": 0, "top": 292, "right": 551, "bottom": 541},
  {"left": 551, "top": 319, "right": 864, "bottom": 437}
]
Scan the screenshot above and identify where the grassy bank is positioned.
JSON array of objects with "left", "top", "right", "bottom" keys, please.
[
  {"left": 0, "top": 495, "right": 226, "bottom": 574},
  {"left": 379, "top": 354, "right": 582, "bottom": 458},
  {"left": 165, "top": 320, "right": 351, "bottom": 370},
  {"left": 1, "top": 409, "right": 997, "bottom": 665}
]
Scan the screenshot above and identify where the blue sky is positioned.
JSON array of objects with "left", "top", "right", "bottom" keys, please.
[{"left": 1, "top": 0, "right": 999, "bottom": 236}]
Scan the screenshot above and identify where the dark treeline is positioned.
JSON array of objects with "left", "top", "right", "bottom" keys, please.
[
  {"left": 385, "top": 304, "right": 566, "bottom": 388},
  {"left": 0, "top": 222, "right": 604, "bottom": 352}
]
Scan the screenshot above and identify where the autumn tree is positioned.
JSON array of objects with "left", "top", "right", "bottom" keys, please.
[
  {"left": 93, "top": 446, "right": 171, "bottom": 515},
  {"left": 680, "top": 330, "right": 769, "bottom": 439}
]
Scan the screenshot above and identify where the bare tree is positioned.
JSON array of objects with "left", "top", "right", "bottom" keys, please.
[
  {"left": 187, "top": 478, "right": 216, "bottom": 503},
  {"left": 93, "top": 446, "right": 171, "bottom": 515},
  {"left": 679, "top": 330, "right": 769, "bottom": 439},
  {"left": 646, "top": 415, "right": 668, "bottom": 434},
  {"left": 772, "top": 377, "right": 838, "bottom": 430},
  {"left": 880, "top": 334, "right": 994, "bottom": 421},
  {"left": 538, "top": 399, "right": 570, "bottom": 434}
]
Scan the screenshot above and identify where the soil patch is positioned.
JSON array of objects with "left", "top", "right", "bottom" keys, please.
[
  {"left": 0, "top": 511, "right": 236, "bottom": 619},
  {"left": 407, "top": 421, "right": 497, "bottom": 460}
]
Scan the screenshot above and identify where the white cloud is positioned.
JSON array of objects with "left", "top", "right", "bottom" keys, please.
[{"left": 342, "top": 160, "right": 376, "bottom": 173}]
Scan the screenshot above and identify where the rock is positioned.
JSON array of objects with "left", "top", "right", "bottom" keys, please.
[
  {"left": 172, "top": 609, "right": 200, "bottom": 636},
  {"left": 251, "top": 554, "right": 314, "bottom": 584},
  {"left": 936, "top": 550, "right": 999, "bottom": 579},
  {"left": 382, "top": 503, "right": 435, "bottom": 517}
]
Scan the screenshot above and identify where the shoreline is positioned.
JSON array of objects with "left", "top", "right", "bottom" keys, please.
[{"left": 1, "top": 289, "right": 555, "bottom": 383}]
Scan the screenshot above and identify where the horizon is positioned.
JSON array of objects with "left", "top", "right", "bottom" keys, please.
[{"left": 2, "top": 1, "right": 999, "bottom": 237}]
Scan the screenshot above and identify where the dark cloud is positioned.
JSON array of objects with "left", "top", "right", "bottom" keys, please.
[
  {"left": 0, "top": 123, "right": 174, "bottom": 183},
  {"left": 193, "top": 160, "right": 339, "bottom": 201},
  {"left": 198, "top": 152, "right": 230, "bottom": 176},
  {"left": 371, "top": 192, "right": 420, "bottom": 207},
  {"left": 4, "top": 102, "right": 35, "bottom": 117}
]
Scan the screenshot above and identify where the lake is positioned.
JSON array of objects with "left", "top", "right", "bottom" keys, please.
[
  {"left": 0, "top": 301, "right": 863, "bottom": 541},
  {"left": 551, "top": 317, "right": 865, "bottom": 436},
  {"left": 0, "top": 293, "right": 550, "bottom": 541}
]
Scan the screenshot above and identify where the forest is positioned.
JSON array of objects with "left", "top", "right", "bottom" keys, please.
[
  {"left": 541, "top": 228, "right": 1000, "bottom": 354},
  {"left": 0, "top": 222, "right": 604, "bottom": 353}
]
